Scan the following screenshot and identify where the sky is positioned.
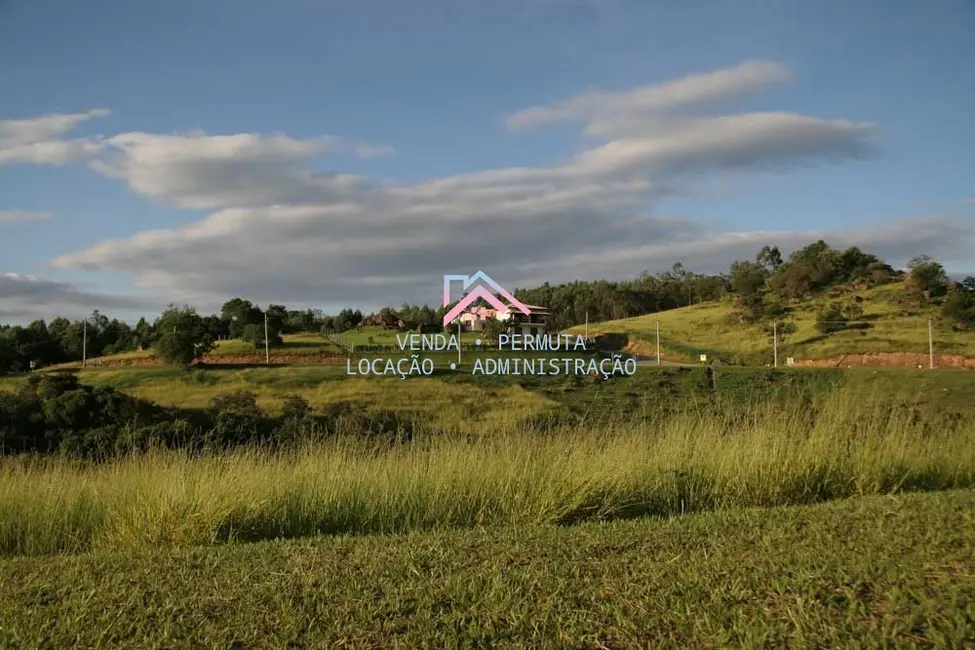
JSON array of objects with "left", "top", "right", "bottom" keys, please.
[{"left": 1, "top": 0, "right": 974, "bottom": 323}]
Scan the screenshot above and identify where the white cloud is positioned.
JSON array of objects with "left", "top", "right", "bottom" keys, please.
[
  {"left": 87, "top": 131, "right": 392, "bottom": 209},
  {"left": 0, "top": 210, "right": 53, "bottom": 222},
  {"left": 21, "top": 59, "right": 949, "bottom": 312},
  {"left": 505, "top": 59, "right": 791, "bottom": 135},
  {"left": 0, "top": 108, "right": 109, "bottom": 165},
  {"left": 354, "top": 143, "right": 397, "bottom": 158},
  {"left": 0, "top": 273, "right": 156, "bottom": 322}
]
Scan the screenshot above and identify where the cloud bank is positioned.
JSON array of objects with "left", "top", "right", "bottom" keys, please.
[
  {"left": 6, "top": 60, "right": 969, "bottom": 315},
  {"left": 0, "top": 210, "right": 52, "bottom": 222},
  {"left": 0, "top": 109, "right": 109, "bottom": 165},
  {"left": 0, "top": 273, "right": 157, "bottom": 321}
]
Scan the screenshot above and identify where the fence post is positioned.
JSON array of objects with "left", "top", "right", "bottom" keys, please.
[
  {"left": 773, "top": 320, "right": 778, "bottom": 368},
  {"left": 656, "top": 320, "right": 660, "bottom": 366}
]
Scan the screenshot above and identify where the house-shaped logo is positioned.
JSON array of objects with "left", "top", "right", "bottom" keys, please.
[{"left": 442, "top": 271, "right": 531, "bottom": 327}]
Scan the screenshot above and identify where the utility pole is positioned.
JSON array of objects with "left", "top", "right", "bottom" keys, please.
[
  {"left": 457, "top": 320, "right": 462, "bottom": 367},
  {"left": 264, "top": 312, "right": 270, "bottom": 366},
  {"left": 82, "top": 317, "right": 87, "bottom": 368},
  {"left": 773, "top": 320, "right": 778, "bottom": 368},
  {"left": 928, "top": 319, "right": 934, "bottom": 370},
  {"left": 585, "top": 311, "right": 589, "bottom": 341},
  {"left": 656, "top": 320, "right": 661, "bottom": 366}
]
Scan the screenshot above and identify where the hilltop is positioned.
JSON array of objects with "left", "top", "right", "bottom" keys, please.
[{"left": 570, "top": 280, "right": 975, "bottom": 367}]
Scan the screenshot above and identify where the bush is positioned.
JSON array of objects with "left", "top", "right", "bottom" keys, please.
[
  {"left": 208, "top": 391, "right": 266, "bottom": 447},
  {"left": 153, "top": 305, "right": 216, "bottom": 368},
  {"left": 320, "top": 401, "right": 415, "bottom": 442},
  {"left": 815, "top": 303, "right": 848, "bottom": 335},
  {"left": 942, "top": 279, "right": 975, "bottom": 329},
  {"left": 907, "top": 256, "right": 949, "bottom": 299},
  {"left": 280, "top": 394, "right": 310, "bottom": 421}
]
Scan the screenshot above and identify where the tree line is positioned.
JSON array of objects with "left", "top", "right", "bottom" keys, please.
[
  {"left": 0, "top": 371, "right": 415, "bottom": 458},
  {"left": 2, "top": 240, "right": 973, "bottom": 372}
]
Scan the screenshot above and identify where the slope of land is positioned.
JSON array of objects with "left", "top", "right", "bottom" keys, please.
[
  {"left": 4, "top": 364, "right": 975, "bottom": 425},
  {"left": 569, "top": 281, "right": 975, "bottom": 366},
  {"left": 43, "top": 332, "right": 346, "bottom": 369},
  {"left": 1, "top": 490, "right": 972, "bottom": 648}
]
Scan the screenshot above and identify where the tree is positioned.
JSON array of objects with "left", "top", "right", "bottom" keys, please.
[
  {"left": 265, "top": 305, "right": 288, "bottom": 332},
  {"left": 907, "top": 256, "right": 949, "bottom": 298},
  {"left": 839, "top": 246, "right": 888, "bottom": 284},
  {"left": 729, "top": 261, "right": 768, "bottom": 321},
  {"left": 482, "top": 318, "right": 507, "bottom": 343},
  {"left": 242, "top": 322, "right": 282, "bottom": 349},
  {"left": 764, "top": 320, "right": 798, "bottom": 346},
  {"left": 153, "top": 305, "right": 217, "bottom": 369},
  {"left": 133, "top": 317, "right": 156, "bottom": 350},
  {"left": 815, "top": 303, "right": 848, "bottom": 335},
  {"left": 220, "top": 298, "right": 262, "bottom": 338},
  {"left": 756, "top": 245, "right": 783, "bottom": 272},
  {"left": 769, "top": 240, "right": 843, "bottom": 300},
  {"left": 941, "top": 277, "right": 975, "bottom": 329},
  {"left": 0, "top": 330, "right": 16, "bottom": 374},
  {"left": 201, "top": 315, "right": 229, "bottom": 342}
]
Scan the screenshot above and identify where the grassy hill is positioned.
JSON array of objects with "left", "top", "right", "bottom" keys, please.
[
  {"left": 568, "top": 281, "right": 975, "bottom": 366},
  {"left": 38, "top": 332, "right": 345, "bottom": 369}
]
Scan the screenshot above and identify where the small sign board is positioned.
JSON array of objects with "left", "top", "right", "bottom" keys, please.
[
  {"left": 699, "top": 354, "right": 707, "bottom": 362},
  {"left": 786, "top": 357, "right": 795, "bottom": 366}
]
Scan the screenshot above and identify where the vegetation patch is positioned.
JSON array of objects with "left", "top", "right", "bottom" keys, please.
[{"left": 0, "top": 491, "right": 972, "bottom": 648}]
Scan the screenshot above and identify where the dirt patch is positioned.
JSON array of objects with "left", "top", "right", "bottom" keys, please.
[
  {"left": 623, "top": 339, "right": 693, "bottom": 364},
  {"left": 199, "top": 354, "right": 348, "bottom": 365},
  {"left": 85, "top": 354, "right": 350, "bottom": 367},
  {"left": 792, "top": 353, "right": 975, "bottom": 369}
]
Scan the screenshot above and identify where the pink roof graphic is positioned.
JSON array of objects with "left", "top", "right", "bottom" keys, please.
[{"left": 442, "top": 270, "right": 531, "bottom": 326}]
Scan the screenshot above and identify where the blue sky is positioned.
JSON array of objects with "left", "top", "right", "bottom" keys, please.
[{"left": 1, "top": 0, "right": 973, "bottom": 322}]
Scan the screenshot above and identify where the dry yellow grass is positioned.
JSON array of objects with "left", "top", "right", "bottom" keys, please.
[
  {"left": 1, "top": 391, "right": 972, "bottom": 556},
  {"left": 569, "top": 281, "right": 975, "bottom": 362}
]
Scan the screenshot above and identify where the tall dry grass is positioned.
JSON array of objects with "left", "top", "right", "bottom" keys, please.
[{"left": 1, "top": 390, "right": 972, "bottom": 557}]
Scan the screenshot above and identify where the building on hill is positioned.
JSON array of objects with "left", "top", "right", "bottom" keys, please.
[
  {"left": 503, "top": 304, "right": 550, "bottom": 335},
  {"left": 457, "top": 303, "right": 550, "bottom": 335},
  {"left": 458, "top": 306, "right": 499, "bottom": 332}
]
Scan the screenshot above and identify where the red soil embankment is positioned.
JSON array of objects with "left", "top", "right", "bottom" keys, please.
[
  {"left": 793, "top": 353, "right": 975, "bottom": 369},
  {"left": 85, "top": 354, "right": 349, "bottom": 367}
]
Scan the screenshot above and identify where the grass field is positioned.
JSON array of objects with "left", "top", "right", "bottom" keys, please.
[
  {"left": 1, "top": 490, "right": 972, "bottom": 648},
  {"left": 333, "top": 326, "right": 485, "bottom": 347},
  {"left": 42, "top": 332, "right": 346, "bottom": 369},
  {"left": 569, "top": 281, "right": 975, "bottom": 364},
  {"left": 4, "top": 363, "right": 975, "bottom": 431},
  {"left": 2, "top": 391, "right": 973, "bottom": 556},
  {"left": 3, "top": 346, "right": 975, "bottom": 645}
]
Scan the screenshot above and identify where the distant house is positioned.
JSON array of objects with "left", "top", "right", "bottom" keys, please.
[
  {"left": 500, "top": 304, "right": 550, "bottom": 336},
  {"left": 458, "top": 306, "right": 500, "bottom": 332},
  {"left": 458, "top": 303, "right": 550, "bottom": 335}
]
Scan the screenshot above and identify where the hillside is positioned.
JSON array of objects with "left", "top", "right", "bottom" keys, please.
[{"left": 569, "top": 281, "right": 975, "bottom": 367}]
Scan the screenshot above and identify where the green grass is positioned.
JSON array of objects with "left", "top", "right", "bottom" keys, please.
[
  {"left": 1, "top": 490, "right": 972, "bottom": 648},
  {"left": 1, "top": 391, "right": 972, "bottom": 557},
  {"left": 335, "top": 325, "right": 485, "bottom": 347},
  {"left": 40, "top": 333, "right": 345, "bottom": 370},
  {"left": 569, "top": 281, "right": 975, "bottom": 364},
  {"left": 5, "top": 364, "right": 975, "bottom": 430}
]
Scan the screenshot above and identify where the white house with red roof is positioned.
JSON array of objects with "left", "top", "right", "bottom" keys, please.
[{"left": 459, "top": 302, "right": 550, "bottom": 335}]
